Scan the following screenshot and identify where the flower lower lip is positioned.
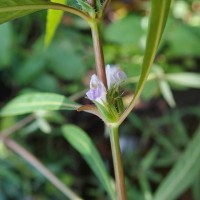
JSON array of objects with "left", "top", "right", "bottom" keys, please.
[{"left": 86, "top": 74, "right": 107, "bottom": 105}]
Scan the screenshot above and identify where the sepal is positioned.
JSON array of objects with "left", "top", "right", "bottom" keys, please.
[
  {"left": 76, "top": 0, "right": 96, "bottom": 17},
  {"left": 94, "top": 101, "right": 119, "bottom": 123}
]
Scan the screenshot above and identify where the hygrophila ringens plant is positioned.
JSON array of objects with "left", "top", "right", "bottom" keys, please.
[{"left": 0, "top": 0, "right": 172, "bottom": 199}]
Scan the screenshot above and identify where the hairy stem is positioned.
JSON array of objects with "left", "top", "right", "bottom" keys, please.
[
  {"left": 4, "top": 138, "right": 82, "bottom": 200},
  {"left": 90, "top": 20, "right": 108, "bottom": 88},
  {"left": 110, "top": 125, "right": 126, "bottom": 200}
]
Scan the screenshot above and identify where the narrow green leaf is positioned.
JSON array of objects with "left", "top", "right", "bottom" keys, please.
[
  {"left": 0, "top": 93, "right": 80, "bottom": 116},
  {"left": 171, "top": 111, "right": 189, "bottom": 147},
  {"left": 62, "top": 125, "right": 115, "bottom": 200},
  {"left": 0, "top": 0, "right": 89, "bottom": 25},
  {"left": 45, "top": 0, "right": 66, "bottom": 47},
  {"left": 134, "top": 0, "right": 172, "bottom": 103},
  {"left": 152, "top": 66, "right": 175, "bottom": 107},
  {"left": 159, "top": 79, "right": 176, "bottom": 107},
  {"left": 141, "top": 147, "right": 159, "bottom": 171},
  {"left": 138, "top": 172, "right": 153, "bottom": 200},
  {"left": 166, "top": 73, "right": 200, "bottom": 88},
  {"left": 0, "top": 0, "right": 53, "bottom": 24},
  {"left": 153, "top": 125, "right": 200, "bottom": 200},
  {"left": 118, "top": 0, "right": 172, "bottom": 124}
]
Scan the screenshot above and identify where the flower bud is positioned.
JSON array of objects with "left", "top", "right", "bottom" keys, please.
[{"left": 106, "top": 65, "right": 127, "bottom": 89}]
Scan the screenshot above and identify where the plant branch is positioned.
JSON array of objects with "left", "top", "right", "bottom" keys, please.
[
  {"left": 0, "top": 115, "right": 34, "bottom": 140},
  {"left": 3, "top": 138, "right": 82, "bottom": 200},
  {"left": 90, "top": 20, "right": 108, "bottom": 88},
  {"left": 109, "top": 125, "right": 126, "bottom": 200}
]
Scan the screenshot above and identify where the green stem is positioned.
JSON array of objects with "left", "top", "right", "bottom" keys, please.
[
  {"left": 0, "top": 114, "right": 34, "bottom": 140},
  {"left": 90, "top": 20, "right": 108, "bottom": 88},
  {"left": 110, "top": 125, "right": 126, "bottom": 200}
]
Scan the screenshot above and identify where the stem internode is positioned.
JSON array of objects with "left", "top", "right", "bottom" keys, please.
[
  {"left": 90, "top": 21, "right": 108, "bottom": 88},
  {"left": 110, "top": 125, "right": 126, "bottom": 200}
]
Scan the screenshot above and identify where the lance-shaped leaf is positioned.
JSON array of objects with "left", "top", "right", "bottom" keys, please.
[
  {"left": 134, "top": 0, "right": 171, "bottom": 102},
  {"left": 166, "top": 73, "right": 200, "bottom": 89},
  {"left": 0, "top": 93, "right": 80, "bottom": 116},
  {"left": 118, "top": 0, "right": 172, "bottom": 124},
  {"left": 159, "top": 78, "right": 176, "bottom": 107},
  {"left": 62, "top": 125, "right": 116, "bottom": 200},
  {"left": 45, "top": 0, "right": 67, "bottom": 47},
  {"left": 0, "top": 0, "right": 89, "bottom": 25}
]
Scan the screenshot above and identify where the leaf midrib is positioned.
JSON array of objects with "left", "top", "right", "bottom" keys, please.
[
  {"left": 3, "top": 101, "right": 79, "bottom": 108},
  {"left": 0, "top": 3, "right": 90, "bottom": 21}
]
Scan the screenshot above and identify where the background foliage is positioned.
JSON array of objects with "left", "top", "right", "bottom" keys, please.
[{"left": 0, "top": 0, "right": 200, "bottom": 199}]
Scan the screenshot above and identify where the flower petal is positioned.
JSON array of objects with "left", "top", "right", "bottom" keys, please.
[{"left": 86, "top": 74, "right": 107, "bottom": 105}]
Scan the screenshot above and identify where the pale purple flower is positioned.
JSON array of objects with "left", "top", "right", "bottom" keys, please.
[
  {"left": 86, "top": 65, "right": 126, "bottom": 105},
  {"left": 86, "top": 74, "right": 107, "bottom": 105},
  {"left": 106, "top": 65, "right": 127, "bottom": 89}
]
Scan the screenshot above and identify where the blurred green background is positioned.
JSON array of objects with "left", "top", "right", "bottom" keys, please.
[{"left": 0, "top": 0, "right": 200, "bottom": 199}]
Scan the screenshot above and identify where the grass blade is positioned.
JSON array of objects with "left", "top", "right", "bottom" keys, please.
[{"left": 153, "top": 125, "right": 200, "bottom": 200}]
